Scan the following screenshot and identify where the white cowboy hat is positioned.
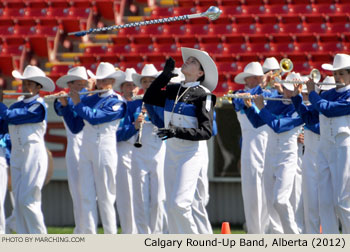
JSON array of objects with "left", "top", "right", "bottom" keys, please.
[
  {"left": 113, "top": 68, "right": 137, "bottom": 92},
  {"left": 56, "top": 66, "right": 88, "bottom": 88},
  {"left": 234, "top": 62, "right": 264, "bottom": 84},
  {"left": 170, "top": 67, "right": 185, "bottom": 83},
  {"left": 322, "top": 53, "right": 350, "bottom": 71},
  {"left": 283, "top": 72, "right": 302, "bottom": 91},
  {"left": 87, "top": 62, "right": 126, "bottom": 88},
  {"left": 181, "top": 47, "right": 218, "bottom": 92},
  {"left": 319, "top": 76, "right": 336, "bottom": 91},
  {"left": 263, "top": 57, "right": 280, "bottom": 73},
  {"left": 12, "top": 65, "right": 55, "bottom": 92},
  {"left": 132, "top": 64, "right": 158, "bottom": 88}
]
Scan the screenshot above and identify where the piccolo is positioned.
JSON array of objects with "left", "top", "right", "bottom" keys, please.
[
  {"left": 2, "top": 92, "right": 33, "bottom": 96},
  {"left": 44, "top": 89, "right": 108, "bottom": 99},
  {"left": 224, "top": 94, "right": 291, "bottom": 102}
]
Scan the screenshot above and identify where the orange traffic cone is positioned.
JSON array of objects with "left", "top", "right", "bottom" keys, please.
[{"left": 221, "top": 222, "right": 231, "bottom": 234}]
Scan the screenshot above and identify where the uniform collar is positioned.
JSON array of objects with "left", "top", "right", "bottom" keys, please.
[
  {"left": 23, "top": 94, "right": 40, "bottom": 103},
  {"left": 181, "top": 81, "right": 200, "bottom": 88},
  {"left": 99, "top": 89, "right": 114, "bottom": 97},
  {"left": 336, "top": 84, "right": 350, "bottom": 93}
]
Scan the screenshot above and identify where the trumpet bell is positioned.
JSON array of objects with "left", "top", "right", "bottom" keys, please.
[
  {"left": 310, "top": 69, "right": 321, "bottom": 83},
  {"left": 280, "top": 58, "right": 293, "bottom": 73}
]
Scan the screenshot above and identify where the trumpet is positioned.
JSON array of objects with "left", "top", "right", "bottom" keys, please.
[
  {"left": 44, "top": 89, "right": 109, "bottom": 99},
  {"left": 275, "top": 68, "right": 345, "bottom": 86},
  {"left": 224, "top": 93, "right": 292, "bottom": 102},
  {"left": 266, "top": 58, "right": 294, "bottom": 87}
]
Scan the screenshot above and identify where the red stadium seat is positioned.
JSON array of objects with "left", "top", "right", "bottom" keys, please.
[
  {"left": 312, "top": 4, "right": 337, "bottom": 14},
  {"left": 279, "top": 16, "right": 304, "bottom": 34},
  {"left": 200, "top": 43, "right": 224, "bottom": 54},
  {"left": 265, "top": 4, "right": 290, "bottom": 15},
  {"left": 303, "top": 15, "right": 328, "bottom": 34},
  {"left": 0, "top": 55, "right": 18, "bottom": 75},
  {"left": 197, "top": 0, "right": 218, "bottom": 7},
  {"left": 173, "top": 7, "right": 197, "bottom": 16},
  {"left": 163, "top": 24, "right": 187, "bottom": 36},
  {"left": 13, "top": 25, "right": 36, "bottom": 36},
  {"left": 1, "top": 44, "right": 26, "bottom": 55},
  {"left": 140, "top": 25, "right": 164, "bottom": 36},
  {"left": 107, "top": 44, "right": 132, "bottom": 54},
  {"left": 51, "top": 64, "right": 74, "bottom": 74},
  {"left": 221, "top": 6, "right": 244, "bottom": 16},
  {"left": 336, "top": 4, "right": 350, "bottom": 13},
  {"left": 117, "top": 26, "right": 141, "bottom": 36},
  {"left": 130, "top": 44, "right": 155, "bottom": 54},
  {"left": 68, "top": 7, "right": 92, "bottom": 19},
  {"left": 28, "top": 36, "right": 51, "bottom": 57},
  {"left": 1, "top": 7, "right": 26, "bottom": 17},
  {"left": 46, "top": 7, "right": 70, "bottom": 17},
  {"left": 223, "top": 43, "right": 249, "bottom": 54},
  {"left": 289, "top": 4, "right": 313, "bottom": 14},
  {"left": 186, "top": 24, "right": 210, "bottom": 35},
  {"left": 241, "top": 5, "right": 267, "bottom": 15},
  {"left": 209, "top": 23, "right": 234, "bottom": 35},
  {"left": 48, "top": 0, "right": 71, "bottom": 8},
  {"left": 327, "top": 14, "right": 350, "bottom": 33},
  {"left": 150, "top": 7, "right": 174, "bottom": 18},
  {"left": 94, "top": 0, "right": 115, "bottom": 20},
  {"left": 177, "top": 0, "right": 196, "bottom": 7},
  {"left": 154, "top": 43, "right": 178, "bottom": 54},
  {"left": 85, "top": 45, "right": 108, "bottom": 55},
  {"left": 0, "top": 26, "right": 15, "bottom": 36},
  {"left": 35, "top": 25, "right": 59, "bottom": 36},
  {"left": 24, "top": 7, "right": 48, "bottom": 17}
]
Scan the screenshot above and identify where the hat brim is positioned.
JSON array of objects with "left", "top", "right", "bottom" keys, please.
[
  {"left": 88, "top": 70, "right": 126, "bottom": 90},
  {"left": 132, "top": 73, "right": 158, "bottom": 88},
  {"left": 12, "top": 70, "right": 55, "bottom": 92},
  {"left": 56, "top": 75, "right": 87, "bottom": 88},
  {"left": 263, "top": 67, "right": 279, "bottom": 74},
  {"left": 181, "top": 47, "right": 218, "bottom": 92},
  {"left": 321, "top": 63, "right": 350, "bottom": 71},
  {"left": 234, "top": 72, "right": 255, "bottom": 84},
  {"left": 282, "top": 83, "right": 294, "bottom": 91}
]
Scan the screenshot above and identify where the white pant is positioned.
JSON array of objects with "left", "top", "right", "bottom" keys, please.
[
  {"left": 240, "top": 128, "right": 269, "bottom": 234},
  {"left": 164, "top": 138, "right": 209, "bottom": 234},
  {"left": 11, "top": 142, "right": 47, "bottom": 234},
  {"left": 264, "top": 127, "right": 300, "bottom": 234},
  {"left": 0, "top": 148, "right": 7, "bottom": 234},
  {"left": 237, "top": 112, "right": 269, "bottom": 234},
  {"left": 290, "top": 162, "right": 304, "bottom": 233},
  {"left": 192, "top": 141, "right": 212, "bottom": 234},
  {"left": 64, "top": 126, "right": 83, "bottom": 234},
  {"left": 302, "top": 130, "right": 320, "bottom": 233},
  {"left": 131, "top": 123, "right": 167, "bottom": 234},
  {"left": 318, "top": 133, "right": 350, "bottom": 233},
  {"left": 116, "top": 141, "right": 137, "bottom": 234},
  {"left": 78, "top": 122, "right": 119, "bottom": 234}
]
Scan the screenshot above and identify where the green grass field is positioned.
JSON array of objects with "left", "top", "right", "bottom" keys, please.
[{"left": 46, "top": 226, "right": 245, "bottom": 234}]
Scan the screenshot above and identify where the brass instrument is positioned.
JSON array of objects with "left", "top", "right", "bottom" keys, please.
[
  {"left": 275, "top": 68, "right": 344, "bottom": 86},
  {"left": 266, "top": 58, "right": 294, "bottom": 87}
]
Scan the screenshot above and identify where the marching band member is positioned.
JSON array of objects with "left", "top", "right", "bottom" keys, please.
[
  {"left": 232, "top": 62, "right": 270, "bottom": 234},
  {"left": 292, "top": 77, "right": 336, "bottom": 233},
  {"left": 114, "top": 68, "right": 138, "bottom": 234},
  {"left": 129, "top": 64, "right": 167, "bottom": 234},
  {"left": 0, "top": 95, "right": 9, "bottom": 234},
  {"left": 70, "top": 62, "right": 126, "bottom": 234},
  {"left": 243, "top": 72, "right": 304, "bottom": 234},
  {"left": 143, "top": 47, "right": 217, "bottom": 234},
  {"left": 291, "top": 53, "right": 350, "bottom": 233},
  {"left": 0, "top": 65, "right": 55, "bottom": 233},
  {"left": 54, "top": 66, "right": 88, "bottom": 234}
]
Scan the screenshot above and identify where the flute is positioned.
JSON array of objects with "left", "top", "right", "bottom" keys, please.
[
  {"left": 224, "top": 94, "right": 292, "bottom": 102},
  {"left": 44, "top": 89, "right": 108, "bottom": 99}
]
